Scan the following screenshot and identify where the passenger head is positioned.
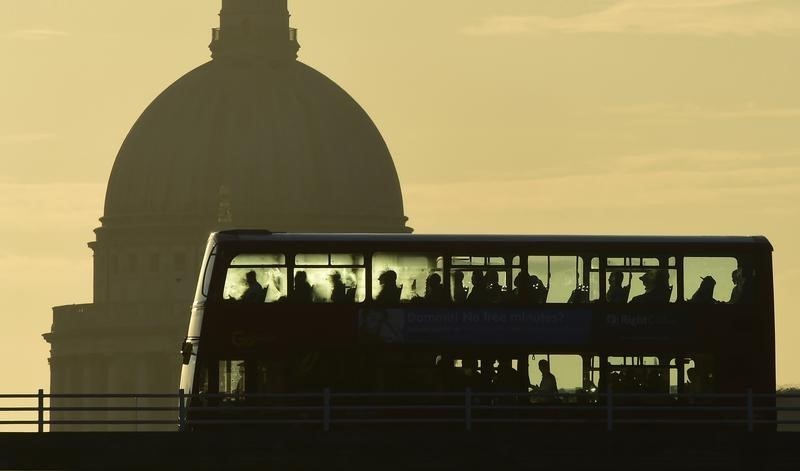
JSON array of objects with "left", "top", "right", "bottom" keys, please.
[
  {"left": 538, "top": 359, "right": 550, "bottom": 373},
  {"left": 329, "top": 271, "right": 342, "bottom": 285},
  {"left": 295, "top": 271, "right": 308, "bottom": 285},
  {"left": 691, "top": 276, "right": 716, "bottom": 302},
  {"left": 701, "top": 275, "right": 716, "bottom": 290},
  {"left": 378, "top": 270, "right": 397, "bottom": 286},
  {"left": 426, "top": 273, "right": 442, "bottom": 288},
  {"left": 640, "top": 269, "right": 668, "bottom": 292},
  {"left": 609, "top": 271, "right": 624, "bottom": 287},
  {"left": 530, "top": 275, "right": 544, "bottom": 288},
  {"left": 514, "top": 271, "right": 530, "bottom": 289},
  {"left": 245, "top": 270, "right": 258, "bottom": 284},
  {"left": 453, "top": 271, "right": 464, "bottom": 284}
]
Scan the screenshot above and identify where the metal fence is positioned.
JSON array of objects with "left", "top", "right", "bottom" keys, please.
[{"left": 1, "top": 389, "right": 799, "bottom": 432}]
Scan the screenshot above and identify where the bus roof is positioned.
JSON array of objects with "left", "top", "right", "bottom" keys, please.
[{"left": 211, "top": 230, "right": 773, "bottom": 250}]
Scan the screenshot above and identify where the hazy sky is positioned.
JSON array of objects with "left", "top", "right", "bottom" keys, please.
[{"left": 1, "top": 0, "right": 799, "bottom": 393}]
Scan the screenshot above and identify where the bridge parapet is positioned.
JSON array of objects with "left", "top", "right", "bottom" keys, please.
[{"left": 2, "top": 390, "right": 799, "bottom": 433}]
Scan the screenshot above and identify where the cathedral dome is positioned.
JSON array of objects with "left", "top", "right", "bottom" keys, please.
[{"left": 103, "top": 1, "right": 409, "bottom": 233}]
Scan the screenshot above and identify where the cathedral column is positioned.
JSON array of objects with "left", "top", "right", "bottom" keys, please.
[{"left": 48, "top": 355, "right": 66, "bottom": 432}]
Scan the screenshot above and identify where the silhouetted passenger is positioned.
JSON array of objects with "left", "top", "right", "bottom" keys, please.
[
  {"left": 512, "top": 271, "right": 531, "bottom": 304},
  {"left": 240, "top": 270, "right": 267, "bottom": 303},
  {"left": 629, "top": 269, "right": 671, "bottom": 304},
  {"left": 606, "top": 271, "right": 631, "bottom": 304},
  {"left": 424, "top": 273, "right": 449, "bottom": 304},
  {"left": 480, "top": 358, "right": 495, "bottom": 385},
  {"left": 689, "top": 276, "right": 718, "bottom": 304},
  {"left": 467, "top": 270, "right": 488, "bottom": 304},
  {"left": 729, "top": 266, "right": 753, "bottom": 304},
  {"left": 530, "top": 275, "right": 549, "bottom": 304},
  {"left": 728, "top": 269, "right": 741, "bottom": 303},
  {"left": 568, "top": 285, "right": 589, "bottom": 303},
  {"left": 597, "top": 361, "right": 614, "bottom": 395},
  {"left": 645, "top": 368, "right": 667, "bottom": 393},
  {"left": 619, "top": 368, "right": 638, "bottom": 393},
  {"left": 290, "top": 271, "right": 313, "bottom": 303},
  {"left": 494, "top": 361, "right": 523, "bottom": 404},
  {"left": 603, "top": 370, "right": 622, "bottom": 394},
  {"left": 452, "top": 271, "right": 468, "bottom": 303},
  {"left": 376, "top": 270, "right": 402, "bottom": 304},
  {"left": 329, "top": 271, "right": 355, "bottom": 303},
  {"left": 532, "top": 359, "right": 558, "bottom": 402},
  {"left": 517, "top": 355, "right": 531, "bottom": 390},
  {"left": 485, "top": 269, "right": 504, "bottom": 303}
]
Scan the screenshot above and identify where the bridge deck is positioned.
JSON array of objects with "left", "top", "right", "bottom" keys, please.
[{"left": 1, "top": 431, "right": 799, "bottom": 470}]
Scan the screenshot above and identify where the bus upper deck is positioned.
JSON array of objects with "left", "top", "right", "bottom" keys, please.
[{"left": 194, "top": 231, "right": 771, "bottom": 307}]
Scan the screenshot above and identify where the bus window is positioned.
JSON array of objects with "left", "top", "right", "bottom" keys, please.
[
  {"left": 605, "top": 356, "right": 671, "bottom": 394},
  {"left": 526, "top": 354, "right": 583, "bottom": 403},
  {"left": 524, "top": 256, "right": 551, "bottom": 303},
  {"left": 531, "top": 354, "right": 583, "bottom": 391},
  {"left": 451, "top": 255, "right": 510, "bottom": 304},
  {"left": 373, "top": 253, "right": 445, "bottom": 303},
  {"left": 295, "top": 254, "right": 366, "bottom": 303},
  {"left": 607, "top": 257, "right": 677, "bottom": 304},
  {"left": 684, "top": 257, "right": 752, "bottom": 304},
  {"left": 452, "top": 255, "right": 505, "bottom": 266},
  {"left": 223, "top": 254, "right": 287, "bottom": 303},
  {"left": 520, "top": 256, "right": 593, "bottom": 303}
]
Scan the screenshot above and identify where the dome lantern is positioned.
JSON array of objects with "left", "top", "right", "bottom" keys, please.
[{"left": 210, "top": 0, "right": 300, "bottom": 64}]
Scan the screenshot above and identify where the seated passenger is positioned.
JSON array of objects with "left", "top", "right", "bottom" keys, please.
[
  {"left": 240, "top": 270, "right": 268, "bottom": 303},
  {"left": 567, "top": 285, "right": 590, "bottom": 304},
  {"left": 606, "top": 271, "right": 631, "bottom": 303},
  {"left": 509, "top": 271, "right": 535, "bottom": 306},
  {"left": 289, "top": 271, "right": 313, "bottom": 303},
  {"left": 512, "top": 271, "right": 531, "bottom": 304},
  {"left": 467, "top": 270, "right": 488, "bottom": 304},
  {"left": 493, "top": 361, "right": 524, "bottom": 404},
  {"left": 424, "top": 273, "right": 449, "bottom": 304},
  {"left": 530, "top": 275, "right": 549, "bottom": 304},
  {"left": 485, "top": 269, "right": 504, "bottom": 303},
  {"left": 728, "top": 269, "right": 741, "bottom": 303},
  {"left": 376, "top": 270, "right": 402, "bottom": 304},
  {"left": 531, "top": 359, "right": 558, "bottom": 402},
  {"left": 329, "top": 271, "right": 353, "bottom": 303},
  {"left": 516, "top": 355, "right": 531, "bottom": 390},
  {"left": 452, "top": 271, "right": 468, "bottom": 303},
  {"left": 689, "top": 276, "right": 718, "bottom": 304},
  {"left": 729, "top": 266, "right": 753, "bottom": 304},
  {"left": 645, "top": 368, "right": 668, "bottom": 393},
  {"left": 629, "top": 269, "right": 671, "bottom": 304}
]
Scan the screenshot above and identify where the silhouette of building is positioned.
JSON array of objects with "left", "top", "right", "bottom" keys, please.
[{"left": 43, "top": 0, "right": 410, "bottom": 430}]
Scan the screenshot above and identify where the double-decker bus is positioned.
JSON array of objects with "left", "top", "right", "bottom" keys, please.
[{"left": 179, "top": 231, "right": 775, "bottom": 428}]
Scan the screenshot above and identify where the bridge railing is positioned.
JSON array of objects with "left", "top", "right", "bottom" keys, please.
[{"left": 1, "top": 389, "right": 800, "bottom": 432}]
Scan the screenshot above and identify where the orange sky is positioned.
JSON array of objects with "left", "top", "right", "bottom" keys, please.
[{"left": 1, "top": 0, "right": 799, "bottom": 394}]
